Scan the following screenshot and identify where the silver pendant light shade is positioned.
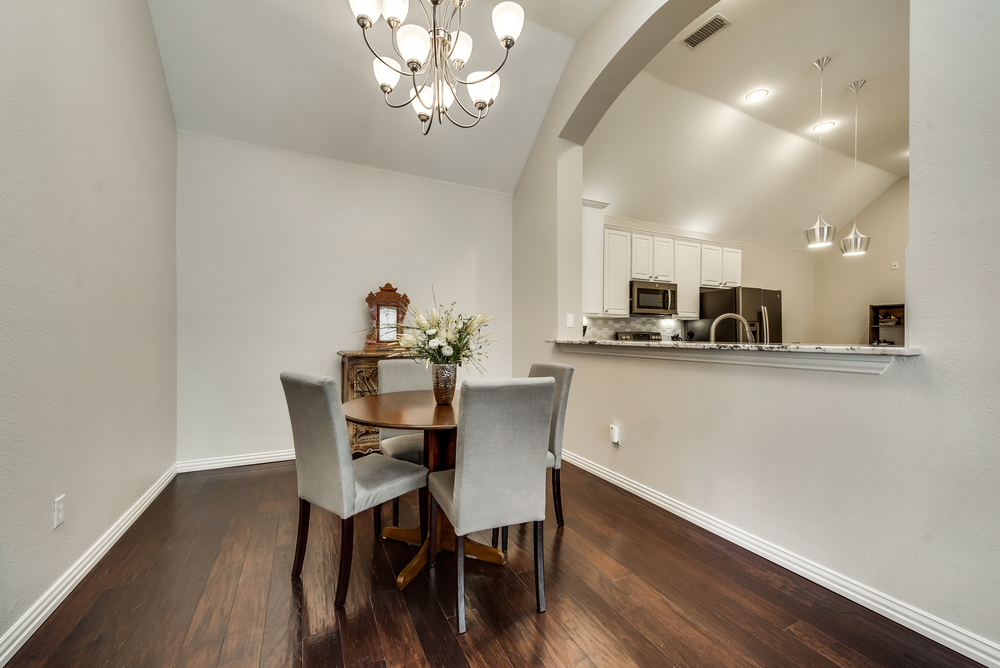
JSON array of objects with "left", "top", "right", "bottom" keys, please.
[
  {"left": 806, "top": 212, "right": 837, "bottom": 247},
  {"left": 840, "top": 222, "right": 871, "bottom": 255},
  {"left": 841, "top": 79, "right": 871, "bottom": 256},
  {"left": 804, "top": 57, "right": 836, "bottom": 248}
]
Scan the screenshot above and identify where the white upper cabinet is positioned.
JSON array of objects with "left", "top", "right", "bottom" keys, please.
[
  {"left": 700, "top": 244, "right": 723, "bottom": 287},
  {"left": 674, "top": 240, "right": 701, "bottom": 319},
  {"left": 630, "top": 234, "right": 653, "bottom": 280},
  {"left": 723, "top": 247, "right": 742, "bottom": 287},
  {"left": 603, "top": 229, "right": 631, "bottom": 317},
  {"left": 652, "top": 237, "right": 674, "bottom": 282}
]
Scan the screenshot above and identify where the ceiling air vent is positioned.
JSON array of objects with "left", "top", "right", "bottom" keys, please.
[{"left": 682, "top": 14, "right": 730, "bottom": 49}]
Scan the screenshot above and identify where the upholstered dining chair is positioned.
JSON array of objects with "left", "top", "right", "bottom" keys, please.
[
  {"left": 377, "top": 358, "right": 432, "bottom": 525},
  {"left": 281, "top": 371, "right": 428, "bottom": 609},
  {"left": 427, "top": 377, "right": 555, "bottom": 633},
  {"left": 493, "top": 362, "right": 574, "bottom": 552}
]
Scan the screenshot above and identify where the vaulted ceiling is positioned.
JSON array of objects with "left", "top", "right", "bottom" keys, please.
[{"left": 146, "top": 0, "right": 615, "bottom": 193}]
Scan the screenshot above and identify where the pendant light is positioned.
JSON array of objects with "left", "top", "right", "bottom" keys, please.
[
  {"left": 804, "top": 57, "right": 837, "bottom": 248},
  {"left": 841, "top": 79, "right": 872, "bottom": 256}
]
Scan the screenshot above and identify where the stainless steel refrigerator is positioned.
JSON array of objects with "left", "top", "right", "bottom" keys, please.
[{"left": 686, "top": 287, "right": 782, "bottom": 344}]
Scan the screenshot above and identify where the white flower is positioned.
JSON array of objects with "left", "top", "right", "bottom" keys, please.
[
  {"left": 399, "top": 333, "right": 417, "bottom": 348},
  {"left": 425, "top": 328, "right": 437, "bottom": 336},
  {"left": 414, "top": 313, "right": 429, "bottom": 329},
  {"left": 428, "top": 338, "right": 442, "bottom": 349},
  {"left": 441, "top": 345, "right": 454, "bottom": 357}
]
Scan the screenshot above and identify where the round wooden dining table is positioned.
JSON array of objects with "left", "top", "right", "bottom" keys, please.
[{"left": 341, "top": 390, "right": 506, "bottom": 590}]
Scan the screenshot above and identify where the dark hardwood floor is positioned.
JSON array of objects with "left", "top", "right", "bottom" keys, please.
[{"left": 8, "top": 460, "right": 982, "bottom": 668}]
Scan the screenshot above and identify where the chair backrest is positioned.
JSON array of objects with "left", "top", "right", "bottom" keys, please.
[
  {"left": 528, "top": 363, "right": 574, "bottom": 468},
  {"left": 451, "top": 377, "right": 555, "bottom": 535},
  {"left": 280, "top": 371, "right": 356, "bottom": 518},
  {"left": 378, "top": 359, "right": 432, "bottom": 440}
]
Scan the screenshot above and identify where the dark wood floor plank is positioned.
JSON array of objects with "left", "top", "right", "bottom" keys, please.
[
  {"left": 302, "top": 629, "right": 345, "bottom": 668},
  {"left": 786, "top": 620, "right": 885, "bottom": 668},
  {"left": 370, "top": 589, "right": 431, "bottom": 668},
  {"left": 452, "top": 607, "right": 515, "bottom": 668},
  {"left": 260, "top": 464, "right": 304, "bottom": 668}
]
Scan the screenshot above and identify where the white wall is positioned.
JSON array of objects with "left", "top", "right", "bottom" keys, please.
[
  {"left": 0, "top": 0, "right": 177, "bottom": 652},
  {"left": 813, "top": 178, "right": 909, "bottom": 345},
  {"left": 514, "top": 0, "right": 1000, "bottom": 661},
  {"left": 176, "top": 133, "right": 513, "bottom": 463}
]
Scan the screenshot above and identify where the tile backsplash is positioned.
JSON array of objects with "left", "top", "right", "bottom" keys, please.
[{"left": 582, "top": 316, "right": 683, "bottom": 341}]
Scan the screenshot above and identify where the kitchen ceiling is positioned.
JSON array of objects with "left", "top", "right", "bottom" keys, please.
[
  {"left": 146, "top": 0, "right": 615, "bottom": 194},
  {"left": 644, "top": 0, "right": 909, "bottom": 177}
]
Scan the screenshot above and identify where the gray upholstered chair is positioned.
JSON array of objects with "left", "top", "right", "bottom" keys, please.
[
  {"left": 281, "top": 371, "right": 428, "bottom": 609},
  {"left": 493, "top": 362, "right": 574, "bottom": 552},
  {"left": 427, "top": 377, "right": 555, "bottom": 633},
  {"left": 377, "top": 358, "right": 432, "bottom": 525}
]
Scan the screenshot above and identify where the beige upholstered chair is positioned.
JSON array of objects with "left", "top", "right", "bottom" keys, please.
[
  {"left": 427, "top": 377, "right": 555, "bottom": 633},
  {"left": 377, "top": 358, "right": 432, "bottom": 525},
  {"left": 281, "top": 371, "right": 428, "bottom": 609},
  {"left": 493, "top": 363, "right": 574, "bottom": 552}
]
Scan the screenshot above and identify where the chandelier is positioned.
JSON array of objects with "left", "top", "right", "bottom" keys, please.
[
  {"left": 804, "top": 57, "right": 837, "bottom": 248},
  {"left": 347, "top": 0, "right": 525, "bottom": 135}
]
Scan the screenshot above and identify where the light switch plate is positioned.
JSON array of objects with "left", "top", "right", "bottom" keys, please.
[
  {"left": 54, "top": 495, "right": 65, "bottom": 528},
  {"left": 566, "top": 313, "right": 574, "bottom": 328}
]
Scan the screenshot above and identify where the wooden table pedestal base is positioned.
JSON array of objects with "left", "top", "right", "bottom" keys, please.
[{"left": 382, "top": 513, "right": 505, "bottom": 590}]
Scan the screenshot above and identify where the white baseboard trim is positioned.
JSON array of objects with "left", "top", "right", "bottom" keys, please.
[
  {"left": 176, "top": 449, "right": 295, "bottom": 473},
  {"left": 0, "top": 464, "right": 178, "bottom": 667},
  {"left": 561, "top": 450, "right": 1000, "bottom": 668}
]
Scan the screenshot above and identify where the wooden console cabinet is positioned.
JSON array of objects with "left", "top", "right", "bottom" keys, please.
[{"left": 338, "top": 350, "right": 415, "bottom": 453}]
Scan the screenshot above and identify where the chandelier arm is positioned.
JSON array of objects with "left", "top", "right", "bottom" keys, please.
[
  {"left": 454, "top": 49, "right": 509, "bottom": 86},
  {"left": 446, "top": 76, "right": 484, "bottom": 119},
  {"left": 421, "top": 116, "right": 432, "bottom": 135},
  {"left": 362, "top": 29, "right": 412, "bottom": 77},
  {"left": 444, "top": 104, "right": 484, "bottom": 129},
  {"left": 384, "top": 90, "right": 416, "bottom": 109}
]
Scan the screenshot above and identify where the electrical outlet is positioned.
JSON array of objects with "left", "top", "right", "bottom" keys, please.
[
  {"left": 566, "top": 313, "right": 574, "bottom": 328},
  {"left": 610, "top": 424, "right": 621, "bottom": 444},
  {"left": 54, "top": 495, "right": 66, "bottom": 528},
  {"left": 892, "top": 262, "right": 899, "bottom": 270}
]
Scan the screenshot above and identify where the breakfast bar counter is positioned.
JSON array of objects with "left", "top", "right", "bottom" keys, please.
[{"left": 547, "top": 338, "right": 921, "bottom": 375}]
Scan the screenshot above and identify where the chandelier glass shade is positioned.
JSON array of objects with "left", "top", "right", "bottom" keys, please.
[
  {"left": 804, "top": 57, "right": 837, "bottom": 248},
  {"left": 349, "top": 0, "right": 525, "bottom": 134}
]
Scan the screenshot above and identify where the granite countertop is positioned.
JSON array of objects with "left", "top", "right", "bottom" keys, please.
[{"left": 547, "top": 339, "right": 921, "bottom": 356}]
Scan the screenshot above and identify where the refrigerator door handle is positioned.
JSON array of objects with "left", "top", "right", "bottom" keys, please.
[{"left": 762, "top": 306, "right": 770, "bottom": 344}]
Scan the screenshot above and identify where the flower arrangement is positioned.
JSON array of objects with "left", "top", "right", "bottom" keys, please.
[{"left": 397, "top": 301, "right": 494, "bottom": 371}]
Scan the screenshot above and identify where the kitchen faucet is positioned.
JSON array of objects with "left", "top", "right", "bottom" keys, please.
[{"left": 710, "top": 313, "right": 755, "bottom": 343}]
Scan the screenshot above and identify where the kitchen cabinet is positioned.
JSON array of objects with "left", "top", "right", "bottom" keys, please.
[
  {"left": 701, "top": 244, "right": 723, "bottom": 287},
  {"left": 722, "top": 247, "right": 742, "bottom": 287},
  {"left": 652, "top": 237, "right": 674, "bottom": 282},
  {"left": 603, "top": 229, "right": 631, "bottom": 316},
  {"left": 674, "top": 240, "right": 701, "bottom": 319},
  {"left": 631, "top": 234, "right": 653, "bottom": 280}
]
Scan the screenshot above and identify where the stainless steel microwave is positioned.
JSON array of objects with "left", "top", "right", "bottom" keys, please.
[{"left": 630, "top": 281, "right": 678, "bottom": 316}]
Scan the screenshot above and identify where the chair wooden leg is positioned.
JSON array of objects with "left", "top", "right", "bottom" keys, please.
[
  {"left": 419, "top": 488, "right": 428, "bottom": 541},
  {"left": 392, "top": 497, "right": 400, "bottom": 526},
  {"left": 374, "top": 503, "right": 382, "bottom": 538},
  {"left": 334, "top": 516, "right": 354, "bottom": 610},
  {"left": 501, "top": 526, "right": 508, "bottom": 554},
  {"left": 456, "top": 533, "right": 466, "bottom": 634},
  {"left": 428, "top": 496, "right": 439, "bottom": 567},
  {"left": 491, "top": 528, "right": 499, "bottom": 548},
  {"left": 552, "top": 468, "right": 565, "bottom": 528},
  {"left": 291, "top": 499, "right": 311, "bottom": 579},
  {"left": 534, "top": 520, "right": 545, "bottom": 613}
]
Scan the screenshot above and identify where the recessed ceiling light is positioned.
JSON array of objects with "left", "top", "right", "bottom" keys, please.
[
  {"left": 813, "top": 121, "right": 836, "bottom": 132},
  {"left": 745, "top": 89, "right": 769, "bottom": 102}
]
